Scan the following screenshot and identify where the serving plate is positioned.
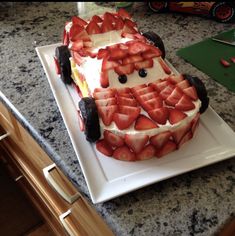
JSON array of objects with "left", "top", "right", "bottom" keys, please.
[{"left": 36, "top": 43, "right": 235, "bottom": 204}]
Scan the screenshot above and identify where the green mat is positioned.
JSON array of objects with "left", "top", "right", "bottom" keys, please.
[{"left": 177, "top": 29, "right": 235, "bottom": 93}]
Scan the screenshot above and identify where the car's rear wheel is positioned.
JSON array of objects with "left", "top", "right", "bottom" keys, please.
[
  {"left": 142, "top": 31, "right": 165, "bottom": 59},
  {"left": 148, "top": 2, "right": 168, "bottom": 13},
  {"left": 211, "top": 2, "right": 235, "bottom": 23}
]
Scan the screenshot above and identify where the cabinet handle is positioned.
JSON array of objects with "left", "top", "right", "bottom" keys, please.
[
  {"left": 15, "top": 175, "right": 23, "bottom": 182},
  {"left": 43, "top": 163, "right": 80, "bottom": 204},
  {"left": 59, "top": 210, "right": 76, "bottom": 236},
  {"left": 0, "top": 132, "right": 10, "bottom": 141}
]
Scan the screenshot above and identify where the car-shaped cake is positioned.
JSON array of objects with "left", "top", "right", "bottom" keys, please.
[{"left": 54, "top": 9, "right": 209, "bottom": 161}]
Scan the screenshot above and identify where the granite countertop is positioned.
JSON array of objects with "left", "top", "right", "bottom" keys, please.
[{"left": 0, "top": 2, "right": 235, "bottom": 236}]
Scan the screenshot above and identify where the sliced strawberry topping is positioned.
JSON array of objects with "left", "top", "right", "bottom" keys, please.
[
  {"left": 100, "top": 71, "right": 109, "bottom": 88},
  {"left": 117, "top": 8, "right": 132, "bottom": 19},
  {"left": 113, "top": 146, "right": 136, "bottom": 161},
  {"left": 178, "top": 131, "right": 193, "bottom": 148},
  {"left": 97, "top": 48, "right": 109, "bottom": 60},
  {"left": 133, "top": 86, "right": 154, "bottom": 96},
  {"left": 128, "top": 41, "right": 150, "bottom": 55},
  {"left": 93, "top": 89, "right": 116, "bottom": 100},
  {"left": 155, "top": 141, "right": 177, "bottom": 158},
  {"left": 109, "top": 48, "right": 128, "bottom": 60},
  {"left": 119, "top": 106, "right": 141, "bottom": 117},
  {"left": 71, "top": 51, "right": 83, "bottom": 66},
  {"left": 114, "top": 63, "right": 135, "bottom": 75},
  {"left": 86, "top": 21, "right": 101, "bottom": 35},
  {"left": 167, "top": 74, "right": 184, "bottom": 84},
  {"left": 96, "top": 139, "right": 113, "bottom": 157},
  {"left": 150, "top": 131, "right": 172, "bottom": 149},
  {"left": 148, "top": 107, "right": 169, "bottom": 125},
  {"left": 142, "top": 48, "right": 162, "bottom": 59},
  {"left": 172, "top": 122, "right": 191, "bottom": 144},
  {"left": 72, "top": 16, "right": 88, "bottom": 27},
  {"left": 134, "top": 115, "right": 158, "bottom": 130},
  {"left": 116, "top": 87, "right": 131, "bottom": 95},
  {"left": 122, "top": 55, "right": 143, "bottom": 65},
  {"left": 103, "top": 12, "right": 116, "bottom": 24},
  {"left": 95, "top": 97, "right": 116, "bottom": 107},
  {"left": 117, "top": 97, "right": 138, "bottom": 107},
  {"left": 102, "top": 57, "right": 120, "bottom": 72},
  {"left": 98, "top": 105, "right": 118, "bottom": 126},
  {"left": 53, "top": 56, "right": 61, "bottom": 74},
  {"left": 159, "top": 84, "right": 174, "bottom": 100},
  {"left": 69, "top": 24, "right": 88, "bottom": 41},
  {"left": 101, "top": 18, "right": 114, "bottom": 33},
  {"left": 136, "top": 144, "right": 156, "bottom": 160},
  {"left": 220, "top": 58, "right": 230, "bottom": 67},
  {"left": 131, "top": 84, "right": 147, "bottom": 93},
  {"left": 149, "top": 80, "right": 170, "bottom": 92},
  {"left": 183, "top": 86, "right": 198, "bottom": 101},
  {"left": 158, "top": 58, "right": 172, "bottom": 74},
  {"left": 69, "top": 40, "right": 84, "bottom": 51},
  {"left": 175, "top": 95, "right": 195, "bottom": 111},
  {"left": 94, "top": 87, "right": 115, "bottom": 93},
  {"left": 113, "top": 113, "right": 137, "bottom": 130},
  {"left": 191, "top": 112, "right": 200, "bottom": 135},
  {"left": 169, "top": 109, "right": 187, "bottom": 125},
  {"left": 134, "top": 59, "right": 154, "bottom": 70},
  {"left": 103, "top": 130, "right": 124, "bottom": 147},
  {"left": 138, "top": 91, "right": 158, "bottom": 102},
  {"left": 124, "top": 18, "right": 137, "bottom": 28},
  {"left": 114, "top": 16, "right": 125, "bottom": 30},
  {"left": 165, "top": 87, "right": 183, "bottom": 106},
  {"left": 121, "top": 32, "right": 137, "bottom": 39},
  {"left": 141, "top": 97, "right": 163, "bottom": 111},
  {"left": 125, "top": 134, "right": 149, "bottom": 153},
  {"left": 83, "top": 41, "right": 93, "bottom": 48},
  {"left": 176, "top": 79, "right": 190, "bottom": 90},
  {"left": 91, "top": 15, "right": 103, "bottom": 23}
]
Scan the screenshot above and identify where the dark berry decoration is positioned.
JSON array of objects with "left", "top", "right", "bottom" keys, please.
[
  {"left": 118, "top": 74, "right": 127, "bottom": 84},
  {"left": 139, "top": 68, "right": 147, "bottom": 77}
]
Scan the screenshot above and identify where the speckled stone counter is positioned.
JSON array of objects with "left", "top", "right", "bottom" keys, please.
[{"left": 0, "top": 2, "right": 235, "bottom": 236}]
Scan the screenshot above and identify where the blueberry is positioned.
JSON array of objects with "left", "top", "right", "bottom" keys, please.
[
  {"left": 118, "top": 74, "right": 127, "bottom": 84},
  {"left": 139, "top": 69, "right": 147, "bottom": 77}
]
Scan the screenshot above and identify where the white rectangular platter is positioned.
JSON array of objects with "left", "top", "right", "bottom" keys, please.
[{"left": 36, "top": 43, "right": 235, "bottom": 204}]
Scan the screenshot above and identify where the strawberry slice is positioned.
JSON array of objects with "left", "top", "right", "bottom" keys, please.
[
  {"left": 136, "top": 144, "right": 156, "bottom": 160},
  {"left": 116, "top": 87, "right": 131, "bottom": 95},
  {"left": 68, "top": 40, "right": 84, "bottom": 51},
  {"left": 119, "top": 106, "right": 141, "bottom": 117},
  {"left": 175, "top": 95, "right": 195, "bottom": 111},
  {"left": 102, "top": 57, "right": 120, "bottom": 72},
  {"left": 155, "top": 141, "right": 177, "bottom": 158},
  {"left": 150, "top": 131, "right": 172, "bottom": 149},
  {"left": 178, "top": 131, "right": 193, "bottom": 148},
  {"left": 103, "top": 12, "right": 116, "bottom": 24},
  {"left": 131, "top": 84, "right": 147, "bottom": 93},
  {"left": 132, "top": 86, "right": 154, "bottom": 96},
  {"left": 101, "top": 18, "right": 114, "bottom": 33},
  {"left": 134, "top": 59, "right": 154, "bottom": 70},
  {"left": 124, "top": 18, "right": 137, "bottom": 28},
  {"left": 97, "top": 48, "right": 109, "bottom": 60},
  {"left": 99, "top": 71, "right": 109, "bottom": 88},
  {"left": 134, "top": 115, "right": 158, "bottom": 130},
  {"left": 183, "top": 86, "right": 198, "bottom": 101},
  {"left": 109, "top": 48, "right": 128, "bottom": 60},
  {"left": 158, "top": 58, "right": 171, "bottom": 74},
  {"left": 86, "top": 21, "right": 101, "bottom": 35},
  {"left": 53, "top": 56, "right": 61, "bottom": 74},
  {"left": 95, "top": 97, "right": 116, "bottom": 107},
  {"left": 176, "top": 79, "right": 190, "bottom": 90},
  {"left": 98, "top": 105, "right": 118, "bottom": 126},
  {"left": 148, "top": 107, "right": 169, "bottom": 125},
  {"left": 125, "top": 134, "right": 149, "bottom": 153},
  {"left": 113, "top": 113, "right": 137, "bottom": 130},
  {"left": 113, "top": 146, "right": 136, "bottom": 161},
  {"left": 114, "top": 63, "right": 135, "bottom": 75},
  {"left": 165, "top": 87, "right": 183, "bottom": 106},
  {"left": 172, "top": 122, "right": 191, "bottom": 144},
  {"left": 141, "top": 97, "right": 163, "bottom": 111},
  {"left": 142, "top": 48, "right": 162, "bottom": 59},
  {"left": 159, "top": 84, "right": 175, "bottom": 100},
  {"left": 169, "top": 109, "right": 187, "bottom": 125},
  {"left": 121, "top": 32, "right": 137, "bottom": 39},
  {"left": 91, "top": 15, "right": 103, "bottom": 23},
  {"left": 149, "top": 80, "right": 170, "bottom": 92},
  {"left": 115, "top": 16, "right": 124, "bottom": 30},
  {"left": 103, "top": 130, "right": 124, "bottom": 147},
  {"left": 122, "top": 55, "right": 143, "bottom": 65},
  {"left": 191, "top": 112, "right": 200, "bottom": 135},
  {"left": 220, "top": 58, "right": 230, "bottom": 67},
  {"left": 128, "top": 41, "right": 150, "bottom": 55},
  {"left": 117, "top": 97, "right": 138, "bottom": 107},
  {"left": 167, "top": 74, "right": 184, "bottom": 84},
  {"left": 138, "top": 91, "right": 158, "bottom": 102},
  {"left": 72, "top": 51, "right": 84, "bottom": 65},
  {"left": 69, "top": 24, "right": 89, "bottom": 41},
  {"left": 96, "top": 139, "right": 113, "bottom": 157},
  {"left": 72, "top": 16, "right": 88, "bottom": 27},
  {"left": 93, "top": 90, "right": 116, "bottom": 100},
  {"left": 117, "top": 8, "right": 132, "bottom": 19}
]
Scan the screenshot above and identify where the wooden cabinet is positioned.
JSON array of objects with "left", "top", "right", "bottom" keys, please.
[{"left": 0, "top": 100, "right": 114, "bottom": 236}]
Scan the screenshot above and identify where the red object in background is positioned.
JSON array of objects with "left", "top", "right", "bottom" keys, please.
[{"left": 148, "top": 2, "right": 235, "bottom": 23}]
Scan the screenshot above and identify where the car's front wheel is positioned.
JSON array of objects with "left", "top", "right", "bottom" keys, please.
[
  {"left": 148, "top": 2, "right": 168, "bottom": 13},
  {"left": 211, "top": 2, "right": 235, "bottom": 23}
]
